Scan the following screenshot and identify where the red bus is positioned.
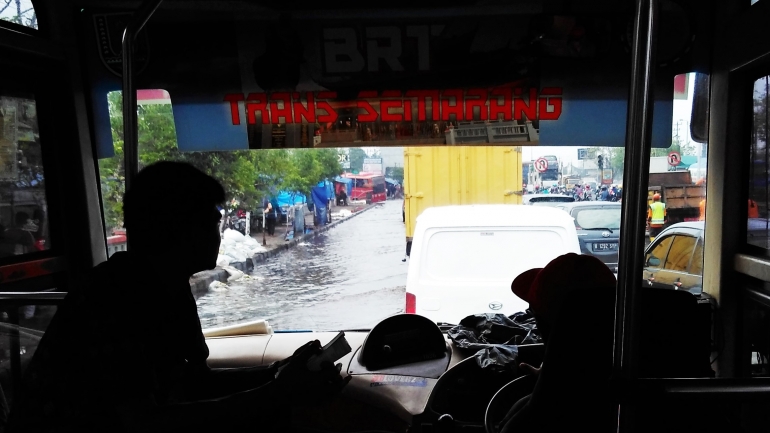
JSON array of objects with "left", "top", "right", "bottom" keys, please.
[{"left": 343, "top": 172, "right": 387, "bottom": 204}]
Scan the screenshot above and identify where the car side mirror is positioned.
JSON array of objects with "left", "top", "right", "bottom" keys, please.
[{"left": 646, "top": 257, "right": 661, "bottom": 267}]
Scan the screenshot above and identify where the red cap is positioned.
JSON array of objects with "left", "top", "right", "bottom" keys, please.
[{"left": 511, "top": 253, "right": 616, "bottom": 317}]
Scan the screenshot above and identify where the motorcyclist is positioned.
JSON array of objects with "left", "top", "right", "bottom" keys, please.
[{"left": 600, "top": 186, "right": 610, "bottom": 201}]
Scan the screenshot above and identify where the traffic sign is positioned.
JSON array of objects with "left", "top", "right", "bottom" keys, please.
[
  {"left": 535, "top": 157, "right": 549, "bottom": 173},
  {"left": 667, "top": 151, "right": 681, "bottom": 167},
  {"left": 577, "top": 148, "right": 589, "bottom": 160}
]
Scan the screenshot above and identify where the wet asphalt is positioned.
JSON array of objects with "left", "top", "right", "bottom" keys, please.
[{"left": 197, "top": 199, "right": 408, "bottom": 331}]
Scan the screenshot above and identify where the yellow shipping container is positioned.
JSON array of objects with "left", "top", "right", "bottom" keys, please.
[{"left": 403, "top": 146, "right": 523, "bottom": 244}]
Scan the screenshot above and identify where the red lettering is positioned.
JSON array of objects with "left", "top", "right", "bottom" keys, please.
[
  {"left": 405, "top": 90, "right": 440, "bottom": 121},
  {"left": 404, "top": 98, "right": 412, "bottom": 121},
  {"left": 539, "top": 87, "right": 562, "bottom": 120},
  {"left": 489, "top": 87, "right": 512, "bottom": 121},
  {"left": 224, "top": 93, "right": 245, "bottom": 125},
  {"left": 292, "top": 92, "right": 316, "bottom": 123},
  {"left": 269, "top": 92, "right": 293, "bottom": 124},
  {"left": 464, "top": 88, "right": 488, "bottom": 121},
  {"left": 316, "top": 92, "right": 338, "bottom": 123},
  {"left": 513, "top": 88, "right": 537, "bottom": 121},
  {"left": 441, "top": 89, "right": 464, "bottom": 121},
  {"left": 245, "top": 93, "right": 270, "bottom": 124},
  {"left": 381, "top": 91, "right": 402, "bottom": 122},
  {"left": 357, "top": 100, "right": 378, "bottom": 122}
]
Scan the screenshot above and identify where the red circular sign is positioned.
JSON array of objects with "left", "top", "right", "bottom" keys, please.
[
  {"left": 667, "top": 151, "right": 681, "bottom": 166},
  {"left": 535, "top": 157, "right": 549, "bottom": 173}
]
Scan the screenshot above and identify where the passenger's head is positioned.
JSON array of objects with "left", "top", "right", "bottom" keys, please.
[
  {"left": 653, "top": 193, "right": 661, "bottom": 201},
  {"left": 124, "top": 162, "right": 224, "bottom": 275},
  {"left": 511, "top": 253, "right": 616, "bottom": 340}
]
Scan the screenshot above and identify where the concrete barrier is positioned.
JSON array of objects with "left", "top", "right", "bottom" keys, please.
[{"left": 190, "top": 204, "right": 378, "bottom": 298}]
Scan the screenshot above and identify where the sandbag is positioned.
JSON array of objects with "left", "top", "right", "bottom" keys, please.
[
  {"left": 225, "top": 249, "right": 247, "bottom": 263},
  {"left": 222, "top": 266, "right": 244, "bottom": 282},
  {"left": 223, "top": 228, "right": 246, "bottom": 242},
  {"left": 209, "top": 280, "right": 229, "bottom": 292},
  {"left": 216, "top": 254, "right": 232, "bottom": 267}
]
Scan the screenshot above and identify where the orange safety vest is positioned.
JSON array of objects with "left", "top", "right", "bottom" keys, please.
[{"left": 648, "top": 201, "right": 666, "bottom": 227}]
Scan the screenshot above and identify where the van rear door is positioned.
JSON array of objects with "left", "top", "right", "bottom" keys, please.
[{"left": 413, "top": 226, "right": 579, "bottom": 324}]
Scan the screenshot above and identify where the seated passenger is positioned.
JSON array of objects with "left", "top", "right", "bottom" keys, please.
[
  {"left": 500, "top": 253, "right": 617, "bottom": 433},
  {"left": 7, "top": 162, "right": 349, "bottom": 433}
]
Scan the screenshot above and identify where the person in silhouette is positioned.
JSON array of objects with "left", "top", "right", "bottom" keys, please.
[
  {"left": 7, "top": 162, "right": 349, "bottom": 433},
  {"left": 500, "top": 253, "right": 617, "bottom": 433}
]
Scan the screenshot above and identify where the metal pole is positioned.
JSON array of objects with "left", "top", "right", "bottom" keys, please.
[
  {"left": 615, "top": 0, "right": 658, "bottom": 430},
  {"left": 121, "top": 0, "right": 164, "bottom": 193}
]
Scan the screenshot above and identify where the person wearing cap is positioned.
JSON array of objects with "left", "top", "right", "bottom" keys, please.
[
  {"left": 501, "top": 253, "right": 617, "bottom": 433},
  {"left": 647, "top": 193, "right": 666, "bottom": 242}
]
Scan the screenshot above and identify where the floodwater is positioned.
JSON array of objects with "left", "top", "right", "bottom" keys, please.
[{"left": 197, "top": 199, "right": 408, "bottom": 331}]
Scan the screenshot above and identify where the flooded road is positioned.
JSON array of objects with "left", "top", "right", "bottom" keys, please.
[{"left": 197, "top": 199, "right": 408, "bottom": 331}]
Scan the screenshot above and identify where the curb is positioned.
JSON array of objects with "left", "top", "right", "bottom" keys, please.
[{"left": 191, "top": 203, "right": 381, "bottom": 298}]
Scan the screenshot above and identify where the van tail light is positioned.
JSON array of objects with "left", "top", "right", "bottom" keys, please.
[{"left": 405, "top": 292, "right": 416, "bottom": 314}]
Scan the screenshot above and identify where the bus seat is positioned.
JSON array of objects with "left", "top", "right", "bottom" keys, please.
[{"left": 638, "top": 288, "right": 714, "bottom": 379}]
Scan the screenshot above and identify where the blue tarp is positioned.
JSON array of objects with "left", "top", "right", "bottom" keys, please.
[
  {"left": 311, "top": 185, "right": 329, "bottom": 226},
  {"left": 385, "top": 177, "right": 399, "bottom": 185},
  {"left": 317, "top": 180, "right": 334, "bottom": 200},
  {"left": 276, "top": 191, "right": 306, "bottom": 208}
]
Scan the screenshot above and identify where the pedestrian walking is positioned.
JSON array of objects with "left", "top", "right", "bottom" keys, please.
[{"left": 264, "top": 202, "right": 277, "bottom": 236}]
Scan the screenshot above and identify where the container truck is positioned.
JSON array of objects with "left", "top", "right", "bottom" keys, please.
[{"left": 403, "top": 146, "right": 523, "bottom": 256}]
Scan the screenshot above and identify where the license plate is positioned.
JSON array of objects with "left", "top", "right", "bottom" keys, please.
[{"left": 592, "top": 243, "right": 618, "bottom": 250}]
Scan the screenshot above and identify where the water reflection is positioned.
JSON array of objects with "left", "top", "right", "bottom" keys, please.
[{"left": 197, "top": 200, "right": 407, "bottom": 331}]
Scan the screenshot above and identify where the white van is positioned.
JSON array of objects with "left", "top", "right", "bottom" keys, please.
[{"left": 404, "top": 205, "right": 581, "bottom": 325}]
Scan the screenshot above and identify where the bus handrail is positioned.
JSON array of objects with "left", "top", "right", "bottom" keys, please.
[{"left": 121, "top": 0, "right": 164, "bottom": 193}]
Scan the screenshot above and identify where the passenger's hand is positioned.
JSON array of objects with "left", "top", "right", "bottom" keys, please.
[
  {"left": 274, "top": 340, "right": 351, "bottom": 406},
  {"left": 519, "top": 362, "right": 541, "bottom": 377}
]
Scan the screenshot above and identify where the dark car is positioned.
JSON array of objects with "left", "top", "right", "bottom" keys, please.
[
  {"left": 522, "top": 194, "right": 575, "bottom": 206},
  {"left": 556, "top": 202, "right": 622, "bottom": 272},
  {"left": 643, "top": 222, "right": 704, "bottom": 295}
]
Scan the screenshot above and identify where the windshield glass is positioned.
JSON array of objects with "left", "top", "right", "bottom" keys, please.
[
  {"left": 86, "top": 1, "right": 707, "bottom": 330},
  {"left": 574, "top": 207, "right": 622, "bottom": 229}
]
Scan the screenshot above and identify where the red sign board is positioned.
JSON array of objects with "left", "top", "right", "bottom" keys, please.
[
  {"left": 535, "top": 157, "right": 549, "bottom": 173},
  {"left": 668, "top": 151, "right": 681, "bottom": 166}
]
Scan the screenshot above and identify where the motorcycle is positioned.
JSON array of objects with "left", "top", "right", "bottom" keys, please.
[{"left": 222, "top": 208, "right": 248, "bottom": 235}]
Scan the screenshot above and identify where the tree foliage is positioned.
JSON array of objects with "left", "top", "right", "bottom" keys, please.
[
  {"left": 349, "top": 148, "right": 367, "bottom": 172},
  {"left": 99, "top": 92, "right": 341, "bottom": 233}
]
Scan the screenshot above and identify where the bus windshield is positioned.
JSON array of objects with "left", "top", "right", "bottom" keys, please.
[{"left": 86, "top": 2, "right": 707, "bottom": 331}]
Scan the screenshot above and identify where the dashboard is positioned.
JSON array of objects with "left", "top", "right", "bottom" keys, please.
[{"left": 206, "top": 314, "right": 543, "bottom": 433}]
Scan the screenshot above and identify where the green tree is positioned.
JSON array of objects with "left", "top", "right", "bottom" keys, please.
[
  {"left": 349, "top": 148, "right": 367, "bottom": 172},
  {"left": 386, "top": 166, "right": 404, "bottom": 183},
  {"left": 100, "top": 92, "right": 285, "bottom": 232},
  {"left": 281, "top": 149, "right": 342, "bottom": 197}
]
